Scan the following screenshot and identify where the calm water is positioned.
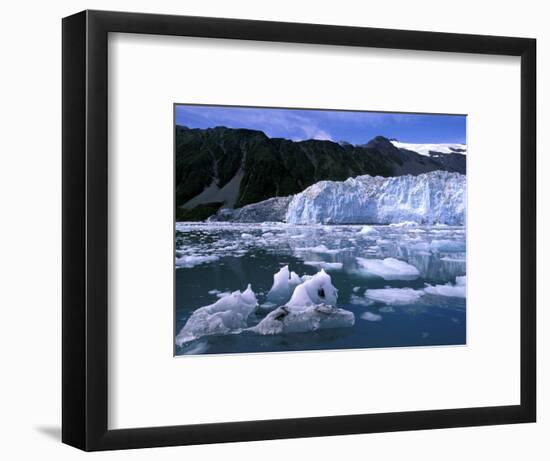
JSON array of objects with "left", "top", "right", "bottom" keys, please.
[{"left": 175, "top": 222, "right": 466, "bottom": 356}]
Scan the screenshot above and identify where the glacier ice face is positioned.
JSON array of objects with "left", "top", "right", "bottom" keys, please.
[
  {"left": 175, "top": 285, "right": 258, "bottom": 345},
  {"left": 285, "top": 171, "right": 465, "bottom": 225}
]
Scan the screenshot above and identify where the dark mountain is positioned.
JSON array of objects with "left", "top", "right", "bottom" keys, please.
[{"left": 175, "top": 126, "right": 465, "bottom": 220}]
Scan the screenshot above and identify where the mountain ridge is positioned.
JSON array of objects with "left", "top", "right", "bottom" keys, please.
[{"left": 175, "top": 125, "right": 466, "bottom": 220}]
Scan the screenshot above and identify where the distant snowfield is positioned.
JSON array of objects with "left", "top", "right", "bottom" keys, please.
[{"left": 391, "top": 141, "right": 467, "bottom": 156}]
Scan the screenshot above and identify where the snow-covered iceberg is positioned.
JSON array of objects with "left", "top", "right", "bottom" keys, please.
[
  {"left": 251, "top": 270, "right": 354, "bottom": 335},
  {"left": 175, "top": 285, "right": 258, "bottom": 345},
  {"left": 285, "top": 171, "right": 465, "bottom": 225}
]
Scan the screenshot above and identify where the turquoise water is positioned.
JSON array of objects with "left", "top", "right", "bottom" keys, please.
[{"left": 175, "top": 223, "right": 466, "bottom": 355}]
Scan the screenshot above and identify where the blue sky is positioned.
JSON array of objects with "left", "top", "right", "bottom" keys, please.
[{"left": 175, "top": 105, "right": 466, "bottom": 144}]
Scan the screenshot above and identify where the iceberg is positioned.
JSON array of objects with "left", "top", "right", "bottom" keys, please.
[
  {"left": 286, "top": 269, "right": 338, "bottom": 307},
  {"left": 360, "top": 311, "right": 383, "bottom": 322},
  {"left": 303, "top": 261, "right": 343, "bottom": 271},
  {"left": 251, "top": 270, "right": 354, "bottom": 335},
  {"left": 424, "top": 275, "right": 466, "bottom": 298},
  {"left": 285, "top": 171, "right": 465, "bottom": 225},
  {"left": 175, "top": 254, "right": 219, "bottom": 269},
  {"left": 358, "top": 225, "right": 379, "bottom": 235},
  {"left": 252, "top": 304, "right": 355, "bottom": 335},
  {"left": 175, "top": 285, "right": 258, "bottom": 345},
  {"left": 266, "top": 265, "right": 302, "bottom": 305},
  {"left": 356, "top": 257, "right": 420, "bottom": 280},
  {"left": 365, "top": 287, "right": 425, "bottom": 304}
]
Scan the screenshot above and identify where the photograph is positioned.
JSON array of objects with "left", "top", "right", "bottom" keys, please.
[{"left": 174, "top": 104, "right": 467, "bottom": 356}]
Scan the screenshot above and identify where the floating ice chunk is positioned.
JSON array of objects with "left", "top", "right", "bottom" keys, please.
[
  {"left": 208, "top": 289, "right": 231, "bottom": 298},
  {"left": 365, "top": 287, "right": 425, "bottom": 305},
  {"left": 350, "top": 294, "right": 373, "bottom": 306},
  {"left": 455, "top": 275, "right": 466, "bottom": 286},
  {"left": 356, "top": 257, "right": 420, "bottom": 280},
  {"left": 251, "top": 304, "right": 354, "bottom": 335},
  {"left": 258, "top": 301, "right": 277, "bottom": 312},
  {"left": 175, "top": 254, "right": 219, "bottom": 269},
  {"left": 175, "top": 285, "right": 258, "bottom": 345},
  {"left": 241, "top": 233, "right": 254, "bottom": 238},
  {"left": 266, "top": 265, "right": 302, "bottom": 304},
  {"left": 359, "top": 226, "right": 379, "bottom": 235},
  {"left": 304, "top": 261, "right": 343, "bottom": 271},
  {"left": 352, "top": 286, "right": 361, "bottom": 293},
  {"left": 360, "top": 311, "right": 383, "bottom": 322},
  {"left": 424, "top": 276, "right": 466, "bottom": 298},
  {"left": 296, "top": 244, "right": 341, "bottom": 254},
  {"left": 252, "top": 270, "right": 353, "bottom": 335},
  {"left": 180, "top": 341, "right": 209, "bottom": 355},
  {"left": 424, "top": 284, "right": 465, "bottom": 298},
  {"left": 287, "top": 269, "right": 338, "bottom": 307}
]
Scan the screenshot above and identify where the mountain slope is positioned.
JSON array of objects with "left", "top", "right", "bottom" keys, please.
[{"left": 175, "top": 126, "right": 466, "bottom": 220}]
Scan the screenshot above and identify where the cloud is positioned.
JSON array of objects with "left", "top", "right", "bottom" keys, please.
[
  {"left": 176, "top": 106, "right": 336, "bottom": 142},
  {"left": 175, "top": 105, "right": 466, "bottom": 144}
]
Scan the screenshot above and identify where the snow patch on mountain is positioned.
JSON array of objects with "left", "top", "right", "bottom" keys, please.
[{"left": 391, "top": 141, "right": 466, "bottom": 156}]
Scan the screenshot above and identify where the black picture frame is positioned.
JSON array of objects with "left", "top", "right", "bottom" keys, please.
[{"left": 62, "top": 9, "right": 536, "bottom": 451}]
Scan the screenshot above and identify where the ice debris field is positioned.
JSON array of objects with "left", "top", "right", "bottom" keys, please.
[{"left": 175, "top": 220, "right": 466, "bottom": 355}]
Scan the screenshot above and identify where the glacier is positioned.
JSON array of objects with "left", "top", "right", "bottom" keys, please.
[
  {"left": 208, "top": 171, "right": 465, "bottom": 225},
  {"left": 285, "top": 171, "right": 465, "bottom": 225}
]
